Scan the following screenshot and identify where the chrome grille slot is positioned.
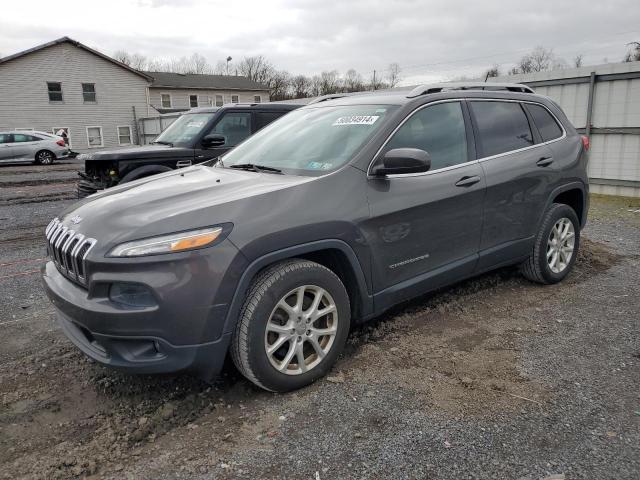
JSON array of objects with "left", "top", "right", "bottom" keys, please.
[{"left": 45, "top": 218, "right": 97, "bottom": 286}]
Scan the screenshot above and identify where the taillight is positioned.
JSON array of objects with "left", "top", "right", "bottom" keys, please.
[
  {"left": 56, "top": 139, "right": 65, "bottom": 147},
  {"left": 581, "top": 135, "right": 590, "bottom": 151}
]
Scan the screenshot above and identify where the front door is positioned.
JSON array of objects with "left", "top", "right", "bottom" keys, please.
[
  {"left": 363, "top": 101, "right": 485, "bottom": 310},
  {"left": 195, "top": 111, "right": 252, "bottom": 163}
]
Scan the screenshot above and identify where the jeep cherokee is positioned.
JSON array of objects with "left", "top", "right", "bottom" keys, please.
[{"left": 42, "top": 83, "right": 589, "bottom": 392}]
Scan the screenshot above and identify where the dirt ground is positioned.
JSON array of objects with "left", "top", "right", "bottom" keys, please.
[{"left": 1, "top": 161, "right": 639, "bottom": 479}]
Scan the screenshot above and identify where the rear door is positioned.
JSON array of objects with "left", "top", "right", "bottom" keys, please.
[
  {"left": 0, "top": 134, "right": 14, "bottom": 162},
  {"left": 364, "top": 100, "right": 486, "bottom": 309},
  {"left": 469, "top": 99, "right": 557, "bottom": 270}
]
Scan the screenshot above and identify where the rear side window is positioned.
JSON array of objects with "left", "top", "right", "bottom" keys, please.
[
  {"left": 470, "top": 101, "right": 534, "bottom": 157},
  {"left": 255, "top": 112, "right": 283, "bottom": 131},
  {"left": 385, "top": 101, "right": 468, "bottom": 171},
  {"left": 13, "top": 134, "right": 38, "bottom": 142},
  {"left": 526, "top": 103, "right": 563, "bottom": 142}
]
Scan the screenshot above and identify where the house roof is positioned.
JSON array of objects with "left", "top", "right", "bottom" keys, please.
[
  {"left": 144, "top": 71, "right": 269, "bottom": 91},
  {"left": 0, "top": 36, "right": 153, "bottom": 81}
]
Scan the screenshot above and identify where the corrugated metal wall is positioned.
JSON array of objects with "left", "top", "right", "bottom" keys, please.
[{"left": 492, "top": 61, "right": 640, "bottom": 197}]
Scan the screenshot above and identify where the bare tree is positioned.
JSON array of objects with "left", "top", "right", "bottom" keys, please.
[
  {"left": 309, "top": 75, "right": 322, "bottom": 97},
  {"left": 573, "top": 54, "right": 584, "bottom": 68},
  {"left": 113, "top": 50, "right": 132, "bottom": 66},
  {"left": 291, "top": 75, "right": 311, "bottom": 98},
  {"left": 369, "top": 70, "right": 383, "bottom": 90},
  {"left": 188, "top": 53, "right": 210, "bottom": 74},
  {"left": 483, "top": 64, "right": 500, "bottom": 80},
  {"left": 237, "top": 55, "right": 274, "bottom": 85},
  {"left": 269, "top": 70, "right": 291, "bottom": 100},
  {"left": 624, "top": 42, "right": 640, "bottom": 62},
  {"left": 319, "top": 70, "right": 341, "bottom": 95},
  {"left": 386, "top": 63, "right": 401, "bottom": 87},
  {"left": 343, "top": 69, "right": 364, "bottom": 92}
]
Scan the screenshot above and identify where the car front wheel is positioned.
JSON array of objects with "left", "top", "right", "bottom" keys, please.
[
  {"left": 521, "top": 203, "right": 580, "bottom": 284},
  {"left": 231, "top": 259, "right": 351, "bottom": 392}
]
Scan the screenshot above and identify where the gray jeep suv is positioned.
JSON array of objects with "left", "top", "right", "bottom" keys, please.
[{"left": 42, "top": 83, "right": 589, "bottom": 392}]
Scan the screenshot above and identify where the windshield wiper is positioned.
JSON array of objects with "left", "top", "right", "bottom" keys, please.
[
  {"left": 152, "top": 140, "right": 173, "bottom": 146},
  {"left": 229, "top": 163, "right": 282, "bottom": 174}
]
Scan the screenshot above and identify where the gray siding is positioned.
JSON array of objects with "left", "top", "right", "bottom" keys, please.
[
  {"left": 0, "top": 42, "right": 151, "bottom": 152},
  {"left": 148, "top": 87, "right": 270, "bottom": 110}
]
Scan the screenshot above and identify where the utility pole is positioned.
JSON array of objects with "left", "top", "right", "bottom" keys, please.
[
  {"left": 226, "top": 56, "right": 232, "bottom": 75},
  {"left": 372, "top": 70, "right": 376, "bottom": 90}
]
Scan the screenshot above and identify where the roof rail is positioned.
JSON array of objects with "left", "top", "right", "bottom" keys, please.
[
  {"left": 406, "top": 82, "right": 534, "bottom": 98},
  {"left": 308, "top": 94, "right": 351, "bottom": 104}
]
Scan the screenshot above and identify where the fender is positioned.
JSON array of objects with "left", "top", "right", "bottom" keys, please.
[
  {"left": 221, "top": 239, "right": 374, "bottom": 335},
  {"left": 539, "top": 180, "right": 588, "bottom": 229}
]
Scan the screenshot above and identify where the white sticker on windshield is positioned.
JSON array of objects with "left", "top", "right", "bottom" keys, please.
[
  {"left": 186, "top": 121, "right": 205, "bottom": 128},
  {"left": 332, "top": 115, "right": 379, "bottom": 126}
]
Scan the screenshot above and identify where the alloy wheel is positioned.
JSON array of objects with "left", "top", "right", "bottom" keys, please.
[
  {"left": 264, "top": 285, "right": 338, "bottom": 375},
  {"left": 547, "top": 217, "right": 575, "bottom": 273},
  {"left": 38, "top": 151, "right": 53, "bottom": 164}
]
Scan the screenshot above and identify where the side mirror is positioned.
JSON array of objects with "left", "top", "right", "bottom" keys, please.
[
  {"left": 202, "top": 134, "right": 226, "bottom": 148},
  {"left": 371, "top": 148, "right": 431, "bottom": 176}
]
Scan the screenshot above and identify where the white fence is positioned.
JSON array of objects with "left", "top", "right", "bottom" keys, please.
[
  {"left": 492, "top": 61, "right": 640, "bottom": 197},
  {"left": 136, "top": 113, "right": 181, "bottom": 145}
]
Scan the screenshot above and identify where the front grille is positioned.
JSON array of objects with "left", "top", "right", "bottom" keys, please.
[{"left": 45, "top": 218, "right": 97, "bottom": 286}]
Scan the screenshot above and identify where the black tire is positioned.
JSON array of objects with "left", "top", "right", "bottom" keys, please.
[
  {"left": 120, "top": 165, "right": 172, "bottom": 184},
  {"left": 34, "top": 150, "right": 55, "bottom": 165},
  {"left": 230, "top": 259, "right": 351, "bottom": 392},
  {"left": 77, "top": 180, "right": 98, "bottom": 199},
  {"left": 521, "top": 203, "right": 580, "bottom": 284}
]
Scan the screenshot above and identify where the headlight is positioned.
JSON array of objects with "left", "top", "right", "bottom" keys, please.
[{"left": 108, "top": 227, "right": 224, "bottom": 257}]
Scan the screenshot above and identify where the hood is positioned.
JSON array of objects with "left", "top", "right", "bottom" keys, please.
[
  {"left": 81, "top": 144, "right": 193, "bottom": 161},
  {"left": 58, "top": 165, "right": 311, "bottom": 248}
]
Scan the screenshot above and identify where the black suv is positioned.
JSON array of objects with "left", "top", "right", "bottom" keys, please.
[
  {"left": 77, "top": 103, "right": 299, "bottom": 197},
  {"left": 43, "top": 83, "right": 589, "bottom": 392}
]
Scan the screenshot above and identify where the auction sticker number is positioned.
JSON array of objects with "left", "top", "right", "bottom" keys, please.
[{"left": 332, "top": 115, "right": 379, "bottom": 126}]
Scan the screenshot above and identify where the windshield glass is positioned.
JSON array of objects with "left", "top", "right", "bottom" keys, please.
[
  {"left": 154, "top": 112, "right": 216, "bottom": 145},
  {"left": 219, "top": 105, "right": 397, "bottom": 175}
]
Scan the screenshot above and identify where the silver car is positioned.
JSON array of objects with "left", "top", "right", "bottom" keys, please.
[{"left": 0, "top": 130, "right": 70, "bottom": 165}]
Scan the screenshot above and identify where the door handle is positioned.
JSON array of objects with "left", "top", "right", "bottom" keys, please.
[
  {"left": 455, "top": 175, "right": 481, "bottom": 187},
  {"left": 536, "top": 156, "right": 554, "bottom": 167}
]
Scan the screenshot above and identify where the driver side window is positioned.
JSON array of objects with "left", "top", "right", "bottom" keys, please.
[
  {"left": 386, "top": 102, "right": 468, "bottom": 171},
  {"left": 208, "top": 112, "right": 251, "bottom": 147}
]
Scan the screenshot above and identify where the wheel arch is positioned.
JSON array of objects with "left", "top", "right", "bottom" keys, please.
[
  {"left": 222, "top": 240, "right": 373, "bottom": 336},
  {"left": 542, "top": 182, "right": 588, "bottom": 229}
]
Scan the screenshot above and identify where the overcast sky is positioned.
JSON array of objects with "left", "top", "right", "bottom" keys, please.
[{"left": 1, "top": 0, "right": 639, "bottom": 84}]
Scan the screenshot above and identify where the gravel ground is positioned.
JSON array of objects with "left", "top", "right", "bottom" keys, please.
[{"left": 0, "top": 162, "right": 638, "bottom": 480}]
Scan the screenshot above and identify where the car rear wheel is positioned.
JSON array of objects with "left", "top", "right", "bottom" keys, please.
[
  {"left": 521, "top": 203, "right": 580, "bottom": 284},
  {"left": 35, "top": 150, "right": 55, "bottom": 165},
  {"left": 231, "top": 259, "right": 351, "bottom": 392}
]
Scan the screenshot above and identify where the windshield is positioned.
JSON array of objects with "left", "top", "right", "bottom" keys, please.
[
  {"left": 154, "top": 112, "right": 216, "bottom": 145},
  {"left": 219, "top": 104, "right": 397, "bottom": 176}
]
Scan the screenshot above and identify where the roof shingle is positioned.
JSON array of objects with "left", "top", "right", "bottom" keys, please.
[{"left": 144, "top": 71, "right": 269, "bottom": 91}]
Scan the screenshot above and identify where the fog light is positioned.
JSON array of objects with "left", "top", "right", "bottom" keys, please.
[{"left": 109, "top": 283, "right": 157, "bottom": 308}]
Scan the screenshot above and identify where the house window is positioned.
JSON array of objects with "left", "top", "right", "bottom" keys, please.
[
  {"left": 47, "top": 82, "right": 63, "bottom": 102},
  {"left": 118, "top": 125, "right": 132, "bottom": 145},
  {"left": 86, "top": 126, "right": 104, "bottom": 148},
  {"left": 161, "top": 94, "right": 172, "bottom": 108},
  {"left": 215, "top": 95, "right": 224, "bottom": 107},
  {"left": 231, "top": 94, "right": 239, "bottom": 103},
  {"left": 82, "top": 83, "right": 96, "bottom": 102},
  {"left": 189, "top": 95, "right": 198, "bottom": 108},
  {"left": 254, "top": 95, "right": 262, "bottom": 103}
]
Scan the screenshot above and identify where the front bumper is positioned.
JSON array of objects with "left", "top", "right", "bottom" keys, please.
[{"left": 41, "top": 240, "right": 244, "bottom": 378}]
